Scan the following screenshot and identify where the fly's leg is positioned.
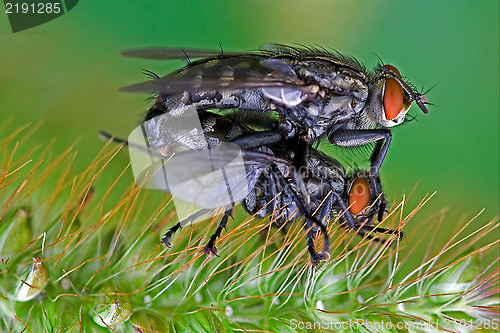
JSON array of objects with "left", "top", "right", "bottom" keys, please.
[
  {"left": 329, "top": 128, "right": 392, "bottom": 221},
  {"left": 306, "top": 227, "right": 322, "bottom": 267},
  {"left": 161, "top": 223, "right": 182, "bottom": 248},
  {"left": 366, "top": 173, "right": 388, "bottom": 222},
  {"left": 332, "top": 192, "right": 357, "bottom": 230},
  {"left": 292, "top": 140, "right": 310, "bottom": 172},
  {"left": 230, "top": 131, "right": 283, "bottom": 149},
  {"left": 316, "top": 190, "right": 334, "bottom": 227},
  {"left": 307, "top": 191, "right": 336, "bottom": 265},
  {"left": 161, "top": 209, "right": 211, "bottom": 247},
  {"left": 332, "top": 192, "right": 402, "bottom": 241},
  {"left": 328, "top": 129, "right": 392, "bottom": 177},
  {"left": 262, "top": 170, "right": 292, "bottom": 227},
  {"left": 267, "top": 171, "right": 283, "bottom": 224},
  {"left": 203, "top": 209, "right": 233, "bottom": 256},
  {"left": 376, "top": 187, "right": 388, "bottom": 222},
  {"left": 357, "top": 225, "right": 403, "bottom": 242},
  {"left": 370, "top": 139, "right": 384, "bottom": 172},
  {"left": 270, "top": 165, "right": 330, "bottom": 265}
]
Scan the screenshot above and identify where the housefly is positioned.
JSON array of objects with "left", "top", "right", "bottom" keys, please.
[
  {"left": 109, "top": 110, "right": 400, "bottom": 266},
  {"left": 121, "top": 44, "right": 430, "bottom": 181}
]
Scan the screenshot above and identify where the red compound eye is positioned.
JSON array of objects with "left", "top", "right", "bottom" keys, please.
[
  {"left": 349, "top": 178, "right": 371, "bottom": 214},
  {"left": 383, "top": 64, "right": 404, "bottom": 121},
  {"left": 383, "top": 77, "right": 404, "bottom": 121}
]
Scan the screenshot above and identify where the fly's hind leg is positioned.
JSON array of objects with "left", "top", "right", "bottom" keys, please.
[
  {"left": 162, "top": 222, "right": 181, "bottom": 248},
  {"left": 203, "top": 208, "right": 233, "bottom": 257},
  {"left": 162, "top": 209, "right": 211, "bottom": 247}
]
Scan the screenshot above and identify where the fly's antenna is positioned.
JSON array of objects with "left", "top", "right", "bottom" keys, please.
[{"left": 414, "top": 94, "right": 430, "bottom": 114}]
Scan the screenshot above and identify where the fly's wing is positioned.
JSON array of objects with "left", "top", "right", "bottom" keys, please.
[
  {"left": 128, "top": 114, "right": 292, "bottom": 212},
  {"left": 120, "top": 54, "right": 306, "bottom": 95},
  {"left": 121, "top": 47, "right": 242, "bottom": 60}
]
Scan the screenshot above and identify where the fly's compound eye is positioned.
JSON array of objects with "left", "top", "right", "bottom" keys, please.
[
  {"left": 383, "top": 65, "right": 404, "bottom": 121},
  {"left": 348, "top": 178, "right": 371, "bottom": 215}
]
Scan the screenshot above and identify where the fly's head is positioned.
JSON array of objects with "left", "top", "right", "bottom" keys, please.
[
  {"left": 367, "top": 65, "right": 429, "bottom": 128},
  {"left": 345, "top": 170, "right": 386, "bottom": 226}
]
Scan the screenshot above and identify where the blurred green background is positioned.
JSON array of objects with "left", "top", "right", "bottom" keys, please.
[{"left": 1, "top": 0, "right": 498, "bottom": 248}]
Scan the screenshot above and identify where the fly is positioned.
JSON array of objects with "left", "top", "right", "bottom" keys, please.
[{"left": 121, "top": 44, "right": 430, "bottom": 183}]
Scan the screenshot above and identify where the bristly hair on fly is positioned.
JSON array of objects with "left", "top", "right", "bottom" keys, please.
[
  {"left": 260, "top": 43, "right": 367, "bottom": 74},
  {"left": 141, "top": 69, "right": 162, "bottom": 105}
]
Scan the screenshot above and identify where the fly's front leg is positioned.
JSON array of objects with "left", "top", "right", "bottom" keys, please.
[
  {"left": 328, "top": 129, "right": 392, "bottom": 177},
  {"left": 203, "top": 208, "right": 233, "bottom": 256},
  {"left": 306, "top": 226, "right": 322, "bottom": 267},
  {"left": 377, "top": 196, "right": 388, "bottom": 222},
  {"left": 333, "top": 192, "right": 402, "bottom": 241},
  {"left": 372, "top": 175, "right": 389, "bottom": 223},
  {"left": 313, "top": 185, "right": 335, "bottom": 227},
  {"left": 329, "top": 128, "right": 391, "bottom": 219}
]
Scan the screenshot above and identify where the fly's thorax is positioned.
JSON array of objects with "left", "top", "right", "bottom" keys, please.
[
  {"left": 366, "top": 65, "right": 413, "bottom": 128},
  {"left": 295, "top": 65, "right": 369, "bottom": 112},
  {"left": 278, "top": 94, "right": 364, "bottom": 142},
  {"left": 294, "top": 59, "right": 367, "bottom": 91},
  {"left": 276, "top": 67, "right": 369, "bottom": 140}
]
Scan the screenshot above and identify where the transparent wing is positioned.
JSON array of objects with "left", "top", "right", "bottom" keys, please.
[
  {"left": 127, "top": 108, "right": 292, "bottom": 211},
  {"left": 121, "top": 47, "right": 243, "bottom": 60},
  {"left": 121, "top": 55, "right": 305, "bottom": 94},
  {"left": 132, "top": 142, "right": 292, "bottom": 210}
]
